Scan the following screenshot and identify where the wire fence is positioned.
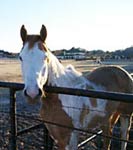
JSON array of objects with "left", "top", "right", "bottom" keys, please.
[{"left": 0, "top": 81, "right": 133, "bottom": 150}]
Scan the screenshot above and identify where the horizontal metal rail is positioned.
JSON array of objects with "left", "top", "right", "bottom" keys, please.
[
  {"left": 0, "top": 81, "right": 133, "bottom": 102},
  {"left": 17, "top": 123, "right": 44, "bottom": 136},
  {"left": 44, "top": 86, "right": 133, "bottom": 103},
  {"left": 16, "top": 114, "right": 133, "bottom": 146},
  {"left": 78, "top": 130, "right": 103, "bottom": 148},
  {"left": 0, "top": 81, "right": 24, "bottom": 90}
]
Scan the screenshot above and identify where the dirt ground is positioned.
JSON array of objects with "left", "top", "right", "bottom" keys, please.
[
  {"left": 0, "top": 59, "right": 22, "bottom": 82},
  {"left": 0, "top": 58, "right": 133, "bottom": 82}
]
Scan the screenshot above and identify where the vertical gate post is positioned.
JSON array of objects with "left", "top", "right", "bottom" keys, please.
[
  {"left": 96, "top": 134, "right": 102, "bottom": 150},
  {"left": 43, "top": 124, "right": 53, "bottom": 150},
  {"left": 9, "top": 88, "right": 17, "bottom": 150}
]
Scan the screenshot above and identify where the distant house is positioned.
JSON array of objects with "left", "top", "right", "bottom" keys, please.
[
  {"left": 0, "top": 50, "right": 5, "bottom": 58},
  {"left": 53, "top": 48, "right": 86, "bottom": 60},
  {"left": 0, "top": 50, "right": 18, "bottom": 58}
]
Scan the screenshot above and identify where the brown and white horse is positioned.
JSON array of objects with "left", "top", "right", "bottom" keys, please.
[{"left": 19, "top": 25, "right": 133, "bottom": 150}]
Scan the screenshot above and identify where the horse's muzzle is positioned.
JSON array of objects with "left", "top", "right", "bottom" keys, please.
[{"left": 24, "top": 88, "right": 42, "bottom": 100}]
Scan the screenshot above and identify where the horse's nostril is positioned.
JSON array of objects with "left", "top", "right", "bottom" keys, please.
[
  {"left": 38, "top": 88, "right": 42, "bottom": 96},
  {"left": 24, "top": 89, "right": 28, "bottom": 96}
]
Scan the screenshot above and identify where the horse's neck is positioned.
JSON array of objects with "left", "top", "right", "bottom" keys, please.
[
  {"left": 47, "top": 53, "right": 65, "bottom": 85},
  {"left": 47, "top": 53, "right": 87, "bottom": 88}
]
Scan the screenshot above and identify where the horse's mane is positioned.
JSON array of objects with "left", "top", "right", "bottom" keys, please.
[{"left": 48, "top": 52, "right": 86, "bottom": 87}]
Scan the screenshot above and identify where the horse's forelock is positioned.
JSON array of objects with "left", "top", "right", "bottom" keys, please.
[
  {"left": 27, "top": 35, "right": 41, "bottom": 49},
  {"left": 22, "top": 35, "right": 48, "bottom": 52}
]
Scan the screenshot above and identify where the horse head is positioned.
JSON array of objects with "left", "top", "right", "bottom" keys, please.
[{"left": 19, "top": 25, "right": 49, "bottom": 104}]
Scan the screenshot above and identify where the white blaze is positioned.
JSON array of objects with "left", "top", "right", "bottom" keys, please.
[{"left": 19, "top": 42, "right": 48, "bottom": 99}]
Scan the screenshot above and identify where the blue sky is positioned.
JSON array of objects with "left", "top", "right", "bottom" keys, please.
[{"left": 0, "top": 0, "right": 133, "bottom": 52}]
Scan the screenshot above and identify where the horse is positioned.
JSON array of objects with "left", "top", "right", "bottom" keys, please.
[{"left": 19, "top": 25, "right": 133, "bottom": 150}]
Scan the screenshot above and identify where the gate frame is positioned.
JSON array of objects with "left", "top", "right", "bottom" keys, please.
[{"left": 0, "top": 81, "right": 133, "bottom": 150}]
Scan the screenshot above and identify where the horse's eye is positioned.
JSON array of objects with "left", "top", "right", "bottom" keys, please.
[{"left": 19, "top": 56, "right": 23, "bottom": 61}]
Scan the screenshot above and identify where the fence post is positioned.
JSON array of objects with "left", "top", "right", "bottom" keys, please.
[
  {"left": 9, "top": 88, "right": 17, "bottom": 150},
  {"left": 43, "top": 124, "right": 53, "bottom": 150},
  {"left": 96, "top": 134, "right": 102, "bottom": 150}
]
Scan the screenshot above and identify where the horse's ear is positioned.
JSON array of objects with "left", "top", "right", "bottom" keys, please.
[
  {"left": 40, "top": 25, "right": 47, "bottom": 42},
  {"left": 20, "top": 25, "right": 27, "bottom": 42}
]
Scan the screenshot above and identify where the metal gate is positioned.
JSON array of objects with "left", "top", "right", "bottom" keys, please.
[{"left": 0, "top": 81, "right": 133, "bottom": 150}]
